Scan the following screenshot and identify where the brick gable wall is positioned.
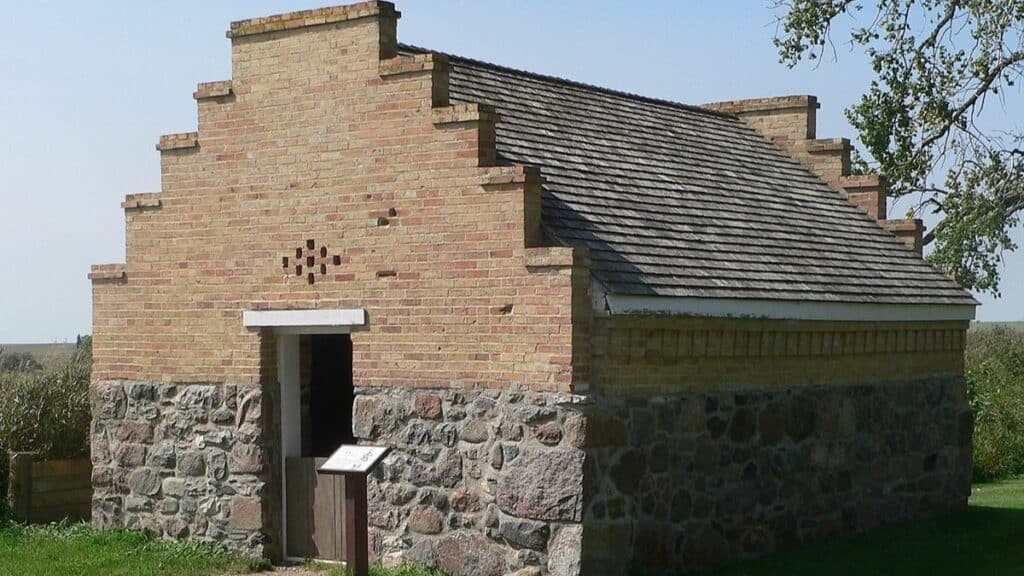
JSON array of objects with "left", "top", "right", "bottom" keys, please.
[{"left": 91, "top": 3, "right": 591, "bottom": 393}]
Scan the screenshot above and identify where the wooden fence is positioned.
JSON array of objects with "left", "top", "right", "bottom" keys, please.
[{"left": 7, "top": 452, "right": 92, "bottom": 524}]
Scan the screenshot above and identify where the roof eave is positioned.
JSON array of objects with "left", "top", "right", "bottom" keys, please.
[{"left": 604, "top": 294, "right": 977, "bottom": 322}]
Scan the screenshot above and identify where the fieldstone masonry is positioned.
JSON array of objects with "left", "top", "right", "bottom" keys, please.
[
  {"left": 90, "top": 381, "right": 272, "bottom": 556},
  {"left": 352, "top": 387, "right": 586, "bottom": 575},
  {"left": 580, "top": 377, "right": 972, "bottom": 573},
  {"left": 343, "top": 377, "right": 971, "bottom": 575}
]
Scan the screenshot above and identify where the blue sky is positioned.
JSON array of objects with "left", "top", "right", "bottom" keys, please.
[{"left": 1, "top": 1, "right": 1020, "bottom": 343}]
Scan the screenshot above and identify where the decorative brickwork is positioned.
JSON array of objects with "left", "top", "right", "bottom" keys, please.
[
  {"left": 282, "top": 240, "right": 343, "bottom": 285},
  {"left": 592, "top": 316, "right": 968, "bottom": 394}
]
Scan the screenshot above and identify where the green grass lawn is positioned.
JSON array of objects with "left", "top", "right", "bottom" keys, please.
[
  {"left": 308, "top": 561, "right": 450, "bottom": 576},
  {"left": 0, "top": 522, "right": 265, "bottom": 576},
  {"left": 1, "top": 481, "right": 1021, "bottom": 575},
  {"left": 700, "top": 479, "right": 1024, "bottom": 576},
  {"left": 0, "top": 521, "right": 446, "bottom": 576}
]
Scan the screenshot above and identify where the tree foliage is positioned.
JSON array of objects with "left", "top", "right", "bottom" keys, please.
[{"left": 773, "top": 0, "right": 1024, "bottom": 294}]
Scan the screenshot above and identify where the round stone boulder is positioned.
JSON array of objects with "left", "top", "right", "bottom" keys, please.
[
  {"left": 128, "top": 468, "right": 161, "bottom": 496},
  {"left": 497, "top": 448, "right": 584, "bottom": 522},
  {"left": 435, "top": 531, "right": 508, "bottom": 576},
  {"left": 408, "top": 506, "right": 444, "bottom": 535},
  {"left": 177, "top": 451, "right": 206, "bottom": 476},
  {"left": 499, "top": 518, "right": 550, "bottom": 550}
]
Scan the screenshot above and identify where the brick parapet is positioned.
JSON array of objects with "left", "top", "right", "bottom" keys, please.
[
  {"left": 839, "top": 174, "right": 888, "bottom": 220},
  {"left": 703, "top": 95, "right": 819, "bottom": 145},
  {"left": 790, "top": 137, "right": 852, "bottom": 191},
  {"left": 155, "top": 132, "right": 198, "bottom": 152},
  {"left": 380, "top": 53, "right": 449, "bottom": 107},
  {"left": 882, "top": 218, "right": 925, "bottom": 254},
  {"left": 524, "top": 246, "right": 590, "bottom": 270},
  {"left": 89, "top": 264, "right": 127, "bottom": 283},
  {"left": 704, "top": 94, "right": 818, "bottom": 114},
  {"left": 701, "top": 95, "right": 933, "bottom": 252},
  {"left": 121, "top": 193, "right": 162, "bottom": 210},
  {"left": 380, "top": 53, "right": 446, "bottom": 78},
  {"left": 193, "top": 81, "right": 233, "bottom": 100},
  {"left": 477, "top": 165, "right": 544, "bottom": 187},
  {"left": 432, "top": 104, "right": 498, "bottom": 167},
  {"left": 432, "top": 103, "right": 498, "bottom": 126},
  {"left": 226, "top": 1, "right": 399, "bottom": 39}
]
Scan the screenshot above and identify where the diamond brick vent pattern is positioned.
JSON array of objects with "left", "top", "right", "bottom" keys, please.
[{"left": 282, "top": 239, "right": 342, "bottom": 285}]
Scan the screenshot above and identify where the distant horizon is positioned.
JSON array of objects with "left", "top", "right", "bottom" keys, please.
[
  {"left": 0, "top": 341, "right": 79, "bottom": 347},
  {"left": 2, "top": 1, "right": 1021, "bottom": 342},
  {"left": 5, "top": 320, "right": 1024, "bottom": 346}
]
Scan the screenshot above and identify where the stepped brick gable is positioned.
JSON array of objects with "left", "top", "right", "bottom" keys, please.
[{"left": 90, "top": 3, "right": 977, "bottom": 574}]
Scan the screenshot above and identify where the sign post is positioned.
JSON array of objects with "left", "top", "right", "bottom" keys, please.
[{"left": 318, "top": 444, "right": 391, "bottom": 576}]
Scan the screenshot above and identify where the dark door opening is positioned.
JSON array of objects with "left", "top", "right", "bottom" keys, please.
[
  {"left": 308, "top": 333, "right": 354, "bottom": 457},
  {"left": 287, "top": 333, "right": 354, "bottom": 561}
]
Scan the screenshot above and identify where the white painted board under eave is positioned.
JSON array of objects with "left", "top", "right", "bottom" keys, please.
[
  {"left": 242, "top": 308, "right": 367, "bottom": 330},
  {"left": 604, "top": 295, "right": 976, "bottom": 322}
]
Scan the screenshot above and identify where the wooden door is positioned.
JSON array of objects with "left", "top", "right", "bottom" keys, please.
[{"left": 286, "top": 457, "right": 347, "bottom": 561}]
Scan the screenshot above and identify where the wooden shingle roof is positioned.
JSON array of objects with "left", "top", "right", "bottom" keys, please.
[{"left": 407, "top": 46, "right": 977, "bottom": 307}]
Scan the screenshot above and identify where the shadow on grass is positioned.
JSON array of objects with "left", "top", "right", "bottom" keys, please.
[{"left": 698, "top": 493, "right": 1024, "bottom": 576}]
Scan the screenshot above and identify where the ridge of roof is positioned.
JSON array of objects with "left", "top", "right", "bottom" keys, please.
[{"left": 398, "top": 43, "right": 737, "bottom": 122}]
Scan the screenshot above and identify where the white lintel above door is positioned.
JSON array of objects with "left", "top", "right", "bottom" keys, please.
[{"left": 242, "top": 308, "right": 367, "bottom": 334}]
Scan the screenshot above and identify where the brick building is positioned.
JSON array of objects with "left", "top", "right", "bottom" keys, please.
[{"left": 89, "top": 3, "right": 978, "bottom": 574}]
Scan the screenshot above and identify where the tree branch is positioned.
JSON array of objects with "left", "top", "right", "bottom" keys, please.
[
  {"left": 917, "top": 1, "right": 959, "bottom": 52},
  {"left": 917, "top": 51, "right": 1024, "bottom": 153}
]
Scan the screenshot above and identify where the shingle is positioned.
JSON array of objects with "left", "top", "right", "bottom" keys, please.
[{"left": 401, "top": 45, "right": 977, "bottom": 307}]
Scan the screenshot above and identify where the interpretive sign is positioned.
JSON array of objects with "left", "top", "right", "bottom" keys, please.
[
  {"left": 319, "top": 445, "right": 390, "bottom": 475},
  {"left": 317, "top": 444, "right": 391, "bottom": 576}
]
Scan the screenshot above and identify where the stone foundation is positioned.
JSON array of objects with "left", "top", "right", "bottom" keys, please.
[
  {"left": 352, "top": 387, "right": 588, "bottom": 576},
  {"left": 89, "top": 377, "right": 972, "bottom": 574},
  {"left": 90, "top": 381, "right": 272, "bottom": 557},
  {"left": 581, "top": 377, "right": 973, "bottom": 574}
]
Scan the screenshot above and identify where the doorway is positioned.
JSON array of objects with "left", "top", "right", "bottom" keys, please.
[
  {"left": 243, "top": 307, "right": 367, "bottom": 562},
  {"left": 284, "top": 333, "right": 355, "bottom": 561},
  {"left": 306, "top": 334, "right": 355, "bottom": 457}
]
